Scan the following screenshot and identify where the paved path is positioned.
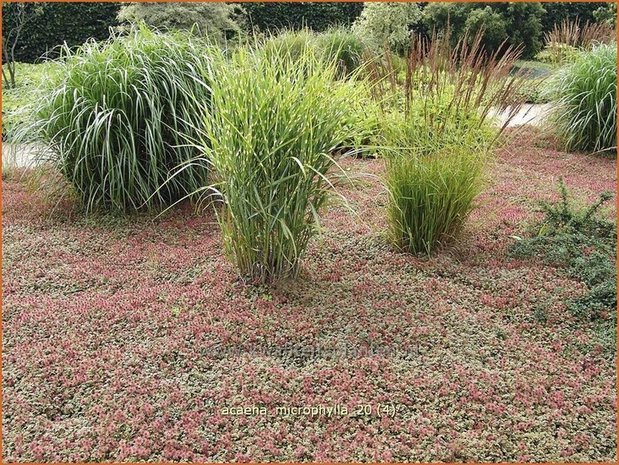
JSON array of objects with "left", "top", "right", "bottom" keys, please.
[
  {"left": 2, "top": 143, "right": 51, "bottom": 169},
  {"left": 491, "top": 103, "right": 552, "bottom": 128}
]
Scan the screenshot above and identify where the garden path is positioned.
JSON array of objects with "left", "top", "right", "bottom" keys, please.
[
  {"left": 491, "top": 103, "right": 552, "bottom": 127},
  {"left": 2, "top": 143, "right": 44, "bottom": 169}
]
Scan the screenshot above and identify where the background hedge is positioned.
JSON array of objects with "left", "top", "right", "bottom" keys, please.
[
  {"left": 1, "top": 2, "right": 612, "bottom": 64},
  {"left": 541, "top": 2, "right": 607, "bottom": 31},
  {"left": 243, "top": 2, "right": 363, "bottom": 32},
  {"left": 2, "top": 2, "right": 120, "bottom": 63}
]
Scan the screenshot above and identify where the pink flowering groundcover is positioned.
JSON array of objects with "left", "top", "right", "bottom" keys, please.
[{"left": 2, "top": 128, "right": 616, "bottom": 462}]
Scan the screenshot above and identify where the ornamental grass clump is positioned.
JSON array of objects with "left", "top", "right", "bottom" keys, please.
[
  {"left": 545, "top": 43, "right": 617, "bottom": 153},
  {"left": 385, "top": 146, "right": 485, "bottom": 255},
  {"left": 198, "top": 45, "right": 354, "bottom": 283},
  {"left": 315, "top": 27, "right": 367, "bottom": 78},
  {"left": 258, "top": 29, "right": 318, "bottom": 72},
  {"left": 30, "top": 27, "right": 216, "bottom": 212},
  {"left": 260, "top": 29, "right": 372, "bottom": 80},
  {"left": 544, "top": 19, "right": 615, "bottom": 50},
  {"left": 382, "top": 30, "right": 527, "bottom": 254}
]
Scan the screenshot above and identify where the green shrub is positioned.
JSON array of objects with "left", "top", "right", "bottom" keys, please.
[
  {"left": 352, "top": 2, "right": 422, "bottom": 55},
  {"left": 462, "top": 6, "right": 508, "bottom": 53},
  {"left": 195, "top": 44, "right": 354, "bottom": 283},
  {"left": 244, "top": 2, "right": 363, "bottom": 33},
  {"left": 381, "top": 31, "right": 526, "bottom": 254},
  {"left": 511, "top": 179, "right": 616, "bottom": 329},
  {"left": 513, "top": 78, "right": 551, "bottom": 104},
  {"left": 545, "top": 43, "right": 617, "bottom": 153},
  {"left": 117, "top": 2, "right": 246, "bottom": 44},
  {"left": 541, "top": 2, "right": 605, "bottom": 32},
  {"left": 422, "top": 2, "right": 545, "bottom": 59},
  {"left": 594, "top": 2, "right": 617, "bottom": 27},
  {"left": 28, "top": 27, "right": 216, "bottom": 212},
  {"left": 1, "top": 2, "right": 119, "bottom": 63}
]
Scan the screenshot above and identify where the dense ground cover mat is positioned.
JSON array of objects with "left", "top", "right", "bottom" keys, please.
[
  {"left": 3, "top": 128, "right": 616, "bottom": 462},
  {"left": 27, "top": 28, "right": 216, "bottom": 213}
]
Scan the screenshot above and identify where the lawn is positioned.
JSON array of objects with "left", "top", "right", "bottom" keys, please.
[
  {"left": 2, "top": 62, "right": 62, "bottom": 138},
  {"left": 2, "top": 127, "right": 616, "bottom": 462}
]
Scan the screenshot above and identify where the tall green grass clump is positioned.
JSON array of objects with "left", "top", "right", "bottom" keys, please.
[
  {"left": 385, "top": 147, "right": 485, "bottom": 254},
  {"left": 30, "top": 27, "right": 216, "bottom": 212},
  {"left": 315, "top": 28, "right": 367, "bottom": 78},
  {"left": 545, "top": 43, "right": 617, "bottom": 153},
  {"left": 257, "top": 29, "right": 381, "bottom": 157},
  {"left": 258, "top": 29, "right": 318, "bottom": 71},
  {"left": 259, "top": 28, "right": 373, "bottom": 79},
  {"left": 381, "top": 31, "right": 527, "bottom": 254},
  {"left": 199, "top": 45, "right": 354, "bottom": 283}
]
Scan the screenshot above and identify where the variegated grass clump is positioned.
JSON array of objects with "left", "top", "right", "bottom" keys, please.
[
  {"left": 30, "top": 26, "right": 217, "bottom": 213},
  {"left": 545, "top": 42, "right": 617, "bottom": 153},
  {"left": 197, "top": 44, "right": 357, "bottom": 283}
]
